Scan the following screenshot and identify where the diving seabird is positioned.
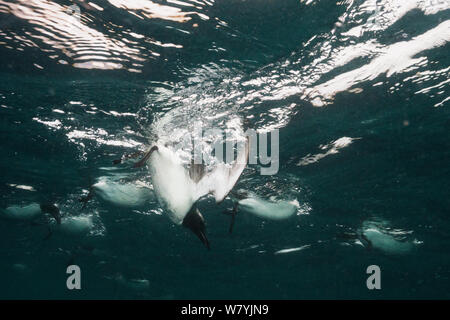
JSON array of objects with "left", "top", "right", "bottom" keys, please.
[{"left": 134, "top": 137, "right": 249, "bottom": 249}]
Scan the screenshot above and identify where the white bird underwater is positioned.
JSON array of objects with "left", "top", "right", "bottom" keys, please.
[
  {"left": 130, "top": 136, "right": 250, "bottom": 249},
  {"left": 2, "top": 203, "right": 42, "bottom": 220},
  {"left": 230, "top": 191, "right": 299, "bottom": 221},
  {"left": 1, "top": 202, "right": 61, "bottom": 224},
  {"left": 339, "top": 219, "right": 418, "bottom": 255},
  {"left": 92, "top": 175, "right": 152, "bottom": 208},
  {"left": 358, "top": 220, "right": 417, "bottom": 254}
]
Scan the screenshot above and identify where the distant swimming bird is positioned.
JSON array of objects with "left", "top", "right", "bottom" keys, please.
[
  {"left": 79, "top": 172, "right": 153, "bottom": 208},
  {"left": 237, "top": 196, "right": 298, "bottom": 220},
  {"left": 337, "top": 220, "right": 417, "bottom": 254},
  {"left": 2, "top": 203, "right": 42, "bottom": 220},
  {"left": 359, "top": 224, "right": 415, "bottom": 254},
  {"left": 226, "top": 190, "right": 298, "bottom": 232},
  {"left": 133, "top": 138, "right": 249, "bottom": 249},
  {"left": 2, "top": 202, "right": 60, "bottom": 224},
  {"left": 45, "top": 214, "right": 94, "bottom": 240}
]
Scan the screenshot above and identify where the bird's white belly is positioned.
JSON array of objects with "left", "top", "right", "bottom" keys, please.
[
  {"left": 238, "top": 196, "right": 298, "bottom": 220},
  {"left": 149, "top": 146, "right": 194, "bottom": 224},
  {"left": 93, "top": 176, "right": 151, "bottom": 207},
  {"left": 362, "top": 228, "right": 414, "bottom": 254},
  {"left": 2, "top": 203, "right": 41, "bottom": 220},
  {"left": 58, "top": 215, "right": 94, "bottom": 236}
]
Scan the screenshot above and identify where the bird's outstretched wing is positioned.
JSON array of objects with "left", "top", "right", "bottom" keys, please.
[{"left": 193, "top": 136, "right": 249, "bottom": 203}]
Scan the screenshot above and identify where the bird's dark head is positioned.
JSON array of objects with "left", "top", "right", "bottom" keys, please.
[
  {"left": 40, "top": 203, "right": 61, "bottom": 225},
  {"left": 182, "top": 206, "right": 210, "bottom": 250}
]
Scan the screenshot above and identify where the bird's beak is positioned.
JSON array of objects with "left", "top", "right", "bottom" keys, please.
[{"left": 182, "top": 207, "right": 210, "bottom": 250}]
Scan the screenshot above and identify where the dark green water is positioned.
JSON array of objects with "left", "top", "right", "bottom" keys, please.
[{"left": 0, "top": 0, "right": 449, "bottom": 299}]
